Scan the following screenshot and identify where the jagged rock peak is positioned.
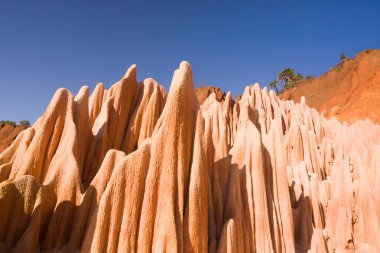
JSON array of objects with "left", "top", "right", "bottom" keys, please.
[{"left": 0, "top": 62, "right": 380, "bottom": 252}]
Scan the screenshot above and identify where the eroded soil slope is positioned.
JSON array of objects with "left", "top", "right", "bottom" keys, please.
[
  {"left": 195, "top": 86, "right": 226, "bottom": 105},
  {"left": 0, "top": 124, "right": 28, "bottom": 153},
  {"left": 281, "top": 49, "right": 380, "bottom": 124}
]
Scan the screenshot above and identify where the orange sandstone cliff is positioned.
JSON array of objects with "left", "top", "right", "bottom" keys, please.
[
  {"left": 281, "top": 49, "right": 380, "bottom": 124},
  {"left": 0, "top": 62, "right": 380, "bottom": 252},
  {"left": 0, "top": 124, "right": 28, "bottom": 153},
  {"left": 195, "top": 86, "right": 226, "bottom": 105}
]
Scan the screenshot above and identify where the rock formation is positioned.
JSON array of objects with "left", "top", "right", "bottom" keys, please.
[
  {"left": 0, "top": 62, "right": 379, "bottom": 252},
  {"left": 0, "top": 123, "right": 29, "bottom": 153},
  {"left": 195, "top": 86, "right": 226, "bottom": 105},
  {"left": 281, "top": 49, "right": 380, "bottom": 124}
]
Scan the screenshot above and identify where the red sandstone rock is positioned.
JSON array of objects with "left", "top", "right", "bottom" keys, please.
[
  {"left": 195, "top": 86, "right": 226, "bottom": 105},
  {"left": 0, "top": 124, "right": 28, "bottom": 153}
]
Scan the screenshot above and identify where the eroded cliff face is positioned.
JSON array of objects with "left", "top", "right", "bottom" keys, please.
[
  {"left": 0, "top": 124, "right": 28, "bottom": 153},
  {"left": 195, "top": 86, "right": 226, "bottom": 105},
  {"left": 0, "top": 62, "right": 379, "bottom": 253},
  {"left": 281, "top": 49, "right": 380, "bottom": 124}
]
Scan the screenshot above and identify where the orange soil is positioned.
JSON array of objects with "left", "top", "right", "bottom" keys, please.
[
  {"left": 195, "top": 86, "right": 226, "bottom": 105},
  {"left": 281, "top": 49, "right": 380, "bottom": 124},
  {"left": 0, "top": 124, "right": 28, "bottom": 153}
]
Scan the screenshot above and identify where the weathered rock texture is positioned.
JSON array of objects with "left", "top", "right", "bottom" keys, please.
[
  {"left": 281, "top": 49, "right": 380, "bottom": 124},
  {"left": 0, "top": 124, "right": 28, "bottom": 153},
  {"left": 0, "top": 62, "right": 380, "bottom": 252},
  {"left": 195, "top": 86, "right": 226, "bottom": 105}
]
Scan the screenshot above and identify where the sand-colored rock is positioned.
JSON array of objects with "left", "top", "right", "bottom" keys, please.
[
  {"left": 281, "top": 49, "right": 380, "bottom": 124},
  {"left": 0, "top": 62, "right": 380, "bottom": 252}
]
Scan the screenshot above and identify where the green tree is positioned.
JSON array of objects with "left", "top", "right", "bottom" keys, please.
[
  {"left": 0, "top": 120, "right": 16, "bottom": 126},
  {"left": 278, "top": 68, "right": 295, "bottom": 86},
  {"left": 269, "top": 80, "right": 280, "bottom": 94},
  {"left": 269, "top": 68, "right": 308, "bottom": 93},
  {"left": 340, "top": 53, "right": 347, "bottom": 61},
  {"left": 19, "top": 120, "right": 30, "bottom": 126},
  {"left": 292, "top": 73, "right": 304, "bottom": 86},
  {"left": 278, "top": 68, "right": 305, "bottom": 89}
]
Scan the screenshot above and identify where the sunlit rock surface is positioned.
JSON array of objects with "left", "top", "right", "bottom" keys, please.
[{"left": 0, "top": 62, "right": 379, "bottom": 252}]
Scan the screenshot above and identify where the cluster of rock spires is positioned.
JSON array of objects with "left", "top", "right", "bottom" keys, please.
[{"left": 0, "top": 62, "right": 379, "bottom": 253}]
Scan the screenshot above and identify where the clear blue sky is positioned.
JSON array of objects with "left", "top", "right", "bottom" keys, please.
[{"left": 1, "top": 1, "right": 379, "bottom": 123}]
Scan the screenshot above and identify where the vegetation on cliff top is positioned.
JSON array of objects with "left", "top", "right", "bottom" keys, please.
[
  {"left": 269, "top": 68, "right": 310, "bottom": 94},
  {"left": 0, "top": 120, "right": 30, "bottom": 127}
]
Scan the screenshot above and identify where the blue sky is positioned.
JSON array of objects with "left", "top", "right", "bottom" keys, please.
[{"left": 0, "top": 1, "right": 379, "bottom": 123}]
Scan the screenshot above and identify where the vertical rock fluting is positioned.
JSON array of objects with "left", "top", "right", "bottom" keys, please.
[{"left": 0, "top": 62, "right": 380, "bottom": 252}]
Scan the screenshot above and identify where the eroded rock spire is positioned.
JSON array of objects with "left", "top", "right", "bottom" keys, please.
[{"left": 1, "top": 62, "right": 380, "bottom": 252}]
